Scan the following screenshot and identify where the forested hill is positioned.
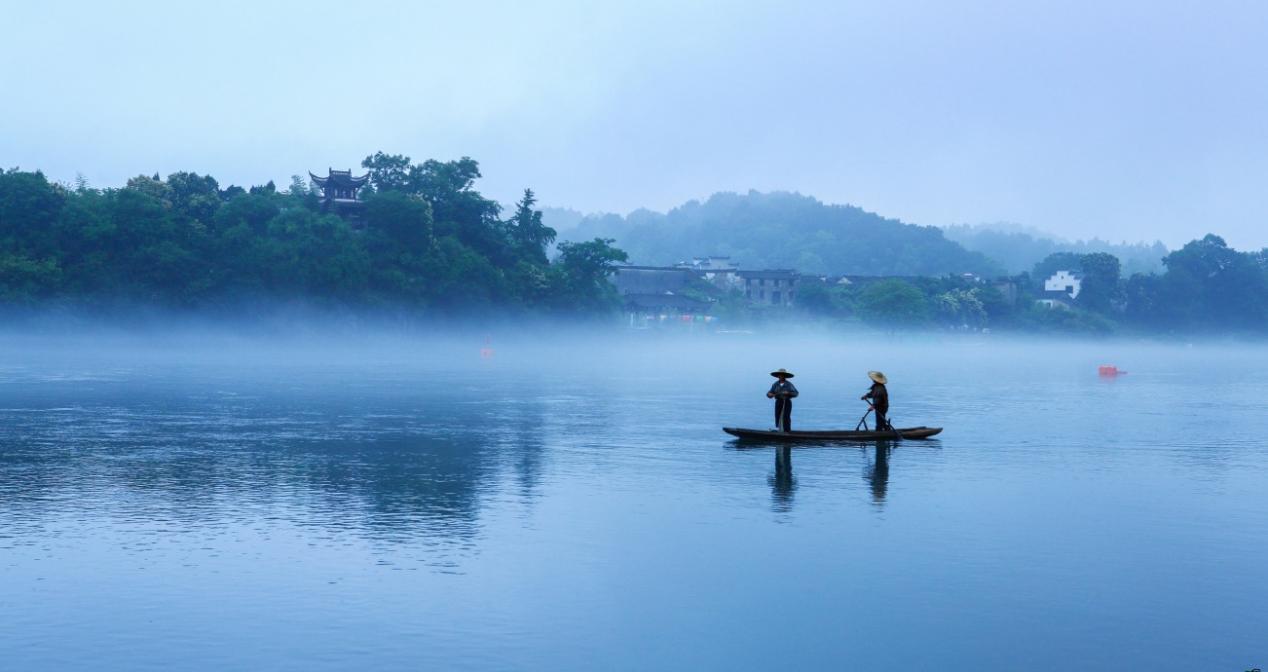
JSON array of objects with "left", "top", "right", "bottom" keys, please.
[
  {"left": 0, "top": 155, "right": 628, "bottom": 314},
  {"left": 554, "top": 191, "right": 999, "bottom": 276},
  {"left": 944, "top": 224, "right": 1168, "bottom": 276}
]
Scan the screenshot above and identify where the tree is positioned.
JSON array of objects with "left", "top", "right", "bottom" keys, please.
[
  {"left": 1075, "top": 252, "right": 1121, "bottom": 313},
  {"left": 125, "top": 174, "right": 173, "bottom": 204},
  {"left": 364, "top": 191, "right": 433, "bottom": 248},
  {"left": 425, "top": 236, "right": 507, "bottom": 308},
  {"left": 104, "top": 186, "right": 204, "bottom": 298},
  {"left": 0, "top": 169, "right": 65, "bottom": 257},
  {"left": 0, "top": 253, "right": 60, "bottom": 301},
  {"left": 266, "top": 209, "right": 370, "bottom": 297},
  {"left": 507, "top": 189, "right": 556, "bottom": 265},
  {"left": 795, "top": 281, "right": 835, "bottom": 315},
  {"left": 1018, "top": 302, "right": 1113, "bottom": 334},
  {"left": 1031, "top": 252, "right": 1083, "bottom": 287},
  {"left": 214, "top": 193, "right": 279, "bottom": 234},
  {"left": 0, "top": 157, "right": 644, "bottom": 317},
  {"left": 934, "top": 288, "right": 986, "bottom": 328},
  {"left": 166, "top": 171, "right": 220, "bottom": 225},
  {"left": 286, "top": 175, "right": 309, "bottom": 198},
  {"left": 857, "top": 279, "right": 929, "bottom": 326},
  {"left": 1123, "top": 272, "right": 1163, "bottom": 327},
  {"left": 1156, "top": 234, "right": 1268, "bottom": 330},
  {"left": 977, "top": 285, "right": 1012, "bottom": 322},
  {"left": 415, "top": 158, "right": 506, "bottom": 262},
  {"left": 361, "top": 152, "right": 413, "bottom": 193},
  {"left": 548, "top": 238, "right": 628, "bottom": 312},
  {"left": 249, "top": 181, "right": 276, "bottom": 195}
]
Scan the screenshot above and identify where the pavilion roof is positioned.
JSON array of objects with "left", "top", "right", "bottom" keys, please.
[{"left": 309, "top": 169, "right": 369, "bottom": 189}]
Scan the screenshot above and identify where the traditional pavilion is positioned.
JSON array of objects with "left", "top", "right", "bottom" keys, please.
[{"left": 309, "top": 168, "right": 369, "bottom": 223}]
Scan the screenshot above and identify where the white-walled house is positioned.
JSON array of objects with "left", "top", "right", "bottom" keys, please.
[
  {"left": 1037, "top": 270, "right": 1083, "bottom": 309},
  {"left": 1044, "top": 270, "right": 1082, "bottom": 299}
]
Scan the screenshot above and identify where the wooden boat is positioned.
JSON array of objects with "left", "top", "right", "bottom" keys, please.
[{"left": 722, "top": 426, "right": 942, "bottom": 442}]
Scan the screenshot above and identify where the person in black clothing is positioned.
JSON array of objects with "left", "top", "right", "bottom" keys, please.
[
  {"left": 861, "top": 370, "right": 890, "bottom": 431},
  {"left": 767, "top": 368, "right": 799, "bottom": 432}
]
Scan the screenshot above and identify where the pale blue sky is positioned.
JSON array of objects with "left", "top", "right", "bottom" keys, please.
[{"left": 4, "top": 0, "right": 1267, "bottom": 248}]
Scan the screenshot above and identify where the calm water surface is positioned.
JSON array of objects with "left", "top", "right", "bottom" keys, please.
[{"left": 1, "top": 336, "right": 1266, "bottom": 670}]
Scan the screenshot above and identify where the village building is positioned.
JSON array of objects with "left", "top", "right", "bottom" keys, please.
[
  {"left": 1038, "top": 269, "right": 1082, "bottom": 309},
  {"left": 609, "top": 262, "right": 800, "bottom": 326},
  {"left": 991, "top": 278, "right": 1020, "bottom": 307},
  {"left": 610, "top": 265, "right": 714, "bottom": 328},
  {"left": 611, "top": 265, "right": 699, "bottom": 297},
  {"left": 1044, "top": 270, "right": 1082, "bottom": 299},
  {"left": 674, "top": 256, "right": 741, "bottom": 291},
  {"left": 309, "top": 168, "right": 370, "bottom": 224},
  {"left": 738, "top": 269, "right": 798, "bottom": 307}
]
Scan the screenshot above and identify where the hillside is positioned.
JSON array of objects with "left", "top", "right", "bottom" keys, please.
[
  {"left": 943, "top": 223, "right": 1168, "bottom": 276},
  {"left": 554, "top": 191, "right": 999, "bottom": 276}
]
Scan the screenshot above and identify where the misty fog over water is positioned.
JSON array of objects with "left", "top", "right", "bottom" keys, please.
[
  {"left": 2, "top": 331, "right": 1265, "bottom": 670},
  {"left": 9, "top": 1, "right": 1268, "bottom": 669}
]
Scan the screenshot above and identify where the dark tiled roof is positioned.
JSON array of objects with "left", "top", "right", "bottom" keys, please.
[
  {"left": 612, "top": 267, "right": 697, "bottom": 295},
  {"left": 309, "top": 169, "right": 369, "bottom": 189},
  {"left": 623, "top": 293, "right": 711, "bottom": 311},
  {"left": 737, "top": 269, "right": 798, "bottom": 279}
]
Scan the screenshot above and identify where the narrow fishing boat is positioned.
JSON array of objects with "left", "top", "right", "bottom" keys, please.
[{"left": 722, "top": 426, "right": 942, "bottom": 442}]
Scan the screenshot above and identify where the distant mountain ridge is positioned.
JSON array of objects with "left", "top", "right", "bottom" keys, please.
[
  {"left": 943, "top": 223, "right": 1168, "bottom": 276},
  {"left": 552, "top": 191, "right": 999, "bottom": 277}
]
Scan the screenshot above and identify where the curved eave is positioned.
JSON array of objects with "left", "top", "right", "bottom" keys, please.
[{"left": 309, "top": 171, "right": 369, "bottom": 188}]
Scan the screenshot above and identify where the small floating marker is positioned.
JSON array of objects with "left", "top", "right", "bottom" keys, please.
[
  {"left": 479, "top": 335, "right": 495, "bottom": 359},
  {"left": 1097, "top": 365, "right": 1126, "bottom": 377}
]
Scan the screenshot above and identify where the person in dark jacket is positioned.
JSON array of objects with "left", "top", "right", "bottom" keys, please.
[
  {"left": 767, "top": 368, "right": 799, "bottom": 432},
  {"left": 861, "top": 371, "right": 890, "bottom": 430}
]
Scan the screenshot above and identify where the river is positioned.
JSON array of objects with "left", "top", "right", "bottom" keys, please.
[{"left": 1, "top": 334, "right": 1265, "bottom": 670}]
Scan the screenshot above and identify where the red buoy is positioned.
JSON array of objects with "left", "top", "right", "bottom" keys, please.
[{"left": 1098, "top": 365, "right": 1126, "bottom": 377}]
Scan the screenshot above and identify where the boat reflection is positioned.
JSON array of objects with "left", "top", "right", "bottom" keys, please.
[{"left": 732, "top": 437, "right": 938, "bottom": 511}]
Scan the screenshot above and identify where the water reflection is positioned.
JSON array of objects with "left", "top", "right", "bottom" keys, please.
[
  {"left": 768, "top": 446, "right": 796, "bottom": 512},
  {"left": 866, "top": 442, "right": 891, "bottom": 504},
  {"left": 0, "top": 389, "right": 552, "bottom": 567},
  {"left": 733, "top": 438, "right": 926, "bottom": 511}
]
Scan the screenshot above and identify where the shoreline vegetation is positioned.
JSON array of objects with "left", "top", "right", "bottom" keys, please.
[
  {"left": 0, "top": 153, "right": 629, "bottom": 320},
  {"left": 3, "top": 153, "right": 1267, "bottom": 336}
]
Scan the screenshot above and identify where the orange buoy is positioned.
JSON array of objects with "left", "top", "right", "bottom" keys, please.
[{"left": 1097, "top": 365, "right": 1126, "bottom": 377}]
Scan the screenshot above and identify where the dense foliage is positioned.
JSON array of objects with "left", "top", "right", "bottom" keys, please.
[
  {"left": 1125, "top": 234, "right": 1268, "bottom": 333},
  {"left": 944, "top": 224, "right": 1167, "bottom": 276},
  {"left": 5, "top": 159, "right": 1267, "bottom": 336},
  {"left": 798, "top": 235, "right": 1268, "bottom": 335},
  {"left": 558, "top": 191, "right": 999, "bottom": 276},
  {"left": 0, "top": 156, "right": 628, "bottom": 315}
]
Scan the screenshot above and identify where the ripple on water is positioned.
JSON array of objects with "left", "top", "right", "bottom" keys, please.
[{"left": 1, "top": 342, "right": 1267, "bottom": 670}]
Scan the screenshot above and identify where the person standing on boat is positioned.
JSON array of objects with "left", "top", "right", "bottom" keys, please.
[
  {"left": 861, "top": 371, "right": 889, "bottom": 431},
  {"left": 767, "top": 368, "right": 799, "bottom": 432}
]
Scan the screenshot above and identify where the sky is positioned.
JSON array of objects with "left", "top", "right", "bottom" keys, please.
[{"left": 3, "top": 0, "right": 1267, "bottom": 249}]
